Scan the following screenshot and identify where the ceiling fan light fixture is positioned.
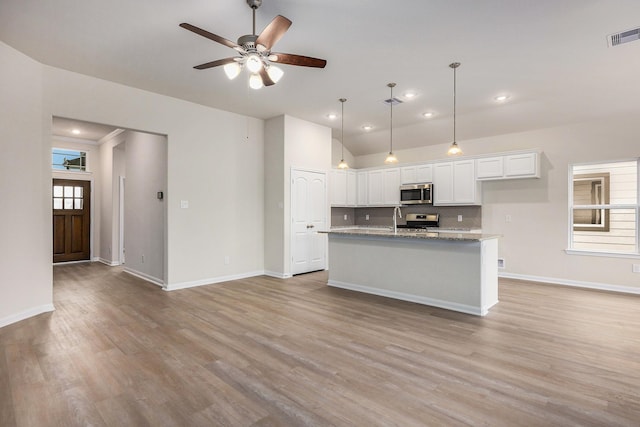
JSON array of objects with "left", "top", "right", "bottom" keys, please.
[
  {"left": 246, "top": 54, "right": 263, "bottom": 73},
  {"left": 266, "top": 65, "right": 284, "bottom": 83},
  {"left": 223, "top": 62, "right": 242, "bottom": 80},
  {"left": 249, "top": 73, "right": 264, "bottom": 89}
]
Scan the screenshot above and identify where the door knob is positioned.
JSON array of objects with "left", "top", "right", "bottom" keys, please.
[{"left": 306, "top": 224, "right": 315, "bottom": 229}]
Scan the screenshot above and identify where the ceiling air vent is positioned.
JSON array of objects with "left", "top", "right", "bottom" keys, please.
[
  {"left": 608, "top": 27, "right": 640, "bottom": 47},
  {"left": 383, "top": 97, "right": 403, "bottom": 106}
]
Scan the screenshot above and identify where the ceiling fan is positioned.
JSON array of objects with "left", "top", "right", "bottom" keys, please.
[{"left": 180, "top": 0, "right": 327, "bottom": 89}]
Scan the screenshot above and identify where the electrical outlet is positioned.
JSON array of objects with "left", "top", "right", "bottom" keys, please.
[
  {"left": 344, "top": 214, "right": 348, "bottom": 221},
  {"left": 633, "top": 264, "right": 640, "bottom": 273},
  {"left": 498, "top": 258, "right": 506, "bottom": 269},
  {"left": 366, "top": 214, "right": 370, "bottom": 220},
  {"left": 457, "top": 215, "right": 463, "bottom": 222},
  {"left": 180, "top": 200, "right": 189, "bottom": 209},
  {"left": 142, "top": 254, "right": 145, "bottom": 263},
  {"left": 505, "top": 215, "right": 512, "bottom": 223},
  {"left": 224, "top": 256, "right": 230, "bottom": 265}
]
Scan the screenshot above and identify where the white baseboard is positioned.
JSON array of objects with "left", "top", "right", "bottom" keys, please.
[
  {"left": 123, "top": 268, "right": 164, "bottom": 288},
  {"left": 264, "top": 271, "right": 292, "bottom": 279},
  {"left": 97, "top": 258, "right": 120, "bottom": 267},
  {"left": 328, "top": 279, "right": 490, "bottom": 316},
  {"left": 0, "top": 303, "right": 56, "bottom": 329},
  {"left": 498, "top": 272, "right": 640, "bottom": 295},
  {"left": 165, "top": 270, "right": 266, "bottom": 291}
]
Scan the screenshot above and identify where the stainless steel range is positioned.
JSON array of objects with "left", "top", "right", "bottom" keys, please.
[{"left": 397, "top": 213, "right": 439, "bottom": 229}]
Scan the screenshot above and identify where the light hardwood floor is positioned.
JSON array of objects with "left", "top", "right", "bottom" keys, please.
[{"left": 1, "top": 263, "right": 640, "bottom": 426}]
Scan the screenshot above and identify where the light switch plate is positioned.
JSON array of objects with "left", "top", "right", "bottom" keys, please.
[
  {"left": 633, "top": 264, "right": 640, "bottom": 273},
  {"left": 180, "top": 200, "right": 189, "bottom": 209}
]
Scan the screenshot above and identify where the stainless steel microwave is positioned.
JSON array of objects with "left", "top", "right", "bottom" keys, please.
[{"left": 400, "top": 183, "right": 433, "bottom": 205}]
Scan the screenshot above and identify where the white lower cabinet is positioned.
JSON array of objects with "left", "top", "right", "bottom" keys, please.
[{"left": 433, "top": 160, "right": 481, "bottom": 205}]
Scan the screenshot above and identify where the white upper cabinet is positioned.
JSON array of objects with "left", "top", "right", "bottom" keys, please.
[
  {"left": 476, "top": 156, "right": 504, "bottom": 180},
  {"left": 476, "top": 151, "right": 540, "bottom": 181},
  {"left": 330, "top": 169, "right": 357, "bottom": 206},
  {"left": 330, "top": 169, "right": 347, "bottom": 206},
  {"left": 346, "top": 170, "right": 357, "bottom": 206},
  {"left": 505, "top": 152, "right": 539, "bottom": 178},
  {"left": 383, "top": 168, "right": 400, "bottom": 205},
  {"left": 367, "top": 170, "right": 384, "bottom": 205},
  {"left": 400, "top": 164, "right": 433, "bottom": 184},
  {"left": 357, "top": 171, "right": 368, "bottom": 206},
  {"left": 433, "top": 160, "right": 481, "bottom": 205}
]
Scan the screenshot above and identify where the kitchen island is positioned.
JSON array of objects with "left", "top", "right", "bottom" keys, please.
[{"left": 324, "top": 228, "right": 499, "bottom": 316}]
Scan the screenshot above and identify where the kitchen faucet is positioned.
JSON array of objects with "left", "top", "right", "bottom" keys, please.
[{"left": 393, "top": 206, "right": 402, "bottom": 234}]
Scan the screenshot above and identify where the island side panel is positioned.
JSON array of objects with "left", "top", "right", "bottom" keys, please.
[
  {"left": 327, "top": 234, "right": 489, "bottom": 315},
  {"left": 481, "top": 238, "right": 499, "bottom": 313}
]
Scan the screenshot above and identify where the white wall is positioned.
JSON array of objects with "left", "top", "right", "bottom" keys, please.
[
  {"left": 41, "top": 61, "right": 264, "bottom": 289},
  {"left": 354, "top": 115, "right": 640, "bottom": 290},
  {"left": 0, "top": 42, "right": 53, "bottom": 326},
  {"left": 264, "top": 115, "right": 332, "bottom": 277},
  {"left": 122, "top": 130, "right": 167, "bottom": 284}
]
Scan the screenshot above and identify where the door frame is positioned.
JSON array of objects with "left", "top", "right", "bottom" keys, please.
[
  {"left": 52, "top": 177, "right": 94, "bottom": 263},
  {"left": 289, "top": 167, "right": 328, "bottom": 276},
  {"left": 119, "top": 175, "right": 126, "bottom": 265}
]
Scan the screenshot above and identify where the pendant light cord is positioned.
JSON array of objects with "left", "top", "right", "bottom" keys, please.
[
  {"left": 388, "top": 83, "right": 395, "bottom": 154},
  {"left": 340, "top": 99, "right": 345, "bottom": 160},
  {"left": 453, "top": 65, "right": 456, "bottom": 143}
]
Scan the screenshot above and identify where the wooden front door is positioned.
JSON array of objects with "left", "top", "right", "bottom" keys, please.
[{"left": 53, "top": 179, "right": 91, "bottom": 263}]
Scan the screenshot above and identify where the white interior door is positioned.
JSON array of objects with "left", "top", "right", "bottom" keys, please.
[{"left": 291, "top": 169, "right": 327, "bottom": 275}]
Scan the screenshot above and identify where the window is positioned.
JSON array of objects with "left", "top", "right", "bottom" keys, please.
[
  {"left": 568, "top": 160, "right": 639, "bottom": 256},
  {"left": 52, "top": 148, "right": 86, "bottom": 171}
]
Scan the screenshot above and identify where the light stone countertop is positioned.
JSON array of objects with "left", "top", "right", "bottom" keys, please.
[{"left": 322, "top": 226, "right": 499, "bottom": 242}]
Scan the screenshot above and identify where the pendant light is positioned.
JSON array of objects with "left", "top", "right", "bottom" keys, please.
[
  {"left": 337, "top": 98, "right": 349, "bottom": 169},
  {"left": 384, "top": 82, "right": 398, "bottom": 164},
  {"left": 447, "top": 62, "right": 463, "bottom": 156}
]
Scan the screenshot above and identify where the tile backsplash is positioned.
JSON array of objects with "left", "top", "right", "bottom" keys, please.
[{"left": 331, "top": 205, "right": 482, "bottom": 229}]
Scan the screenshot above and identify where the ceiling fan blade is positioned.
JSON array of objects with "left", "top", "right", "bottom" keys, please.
[
  {"left": 256, "top": 15, "right": 292, "bottom": 50},
  {"left": 193, "top": 57, "right": 238, "bottom": 70},
  {"left": 180, "top": 23, "right": 239, "bottom": 50},
  {"left": 270, "top": 53, "right": 327, "bottom": 68},
  {"left": 260, "top": 68, "right": 276, "bottom": 86}
]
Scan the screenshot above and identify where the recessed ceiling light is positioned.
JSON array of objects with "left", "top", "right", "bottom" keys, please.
[
  {"left": 327, "top": 113, "right": 337, "bottom": 120},
  {"left": 404, "top": 92, "right": 417, "bottom": 99},
  {"left": 362, "top": 125, "right": 373, "bottom": 131},
  {"left": 422, "top": 112, "right": 434, "bottom": 118},
  {"left": 71, "top": 129, "right": 81, "bottom": 135},
  {"left": 494, "top": 95, "right": 510, "bottom": 102}
]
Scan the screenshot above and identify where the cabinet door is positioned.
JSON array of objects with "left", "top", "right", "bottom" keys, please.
[
  {"left": 346, "top": 170, "right": 357, "bottom": 206},
  {"left": 476, "top": 157, "right": 504, "bottom": 180},
  {"left": 505, "top": 153, "right": 538, "bottom": 178},
  {"left": 433, "top": 162, "right": 454, "bottom": 205},
  {"left": 330, "top": 170, "right": 347, "bottom": 206},
  {"left": 383, "top": 168, "right": 400, "bottom": 205},
  {"left": 368, "top": 170, "right": 384, "bottom": 205},
  {"left": 416, "top": 164, "right": 433, "bottom": 182},
  {"left": 400, "top": 166, "right": 417, "bottom": 184},
  {"left": 453, "top": 160, "right": 478, "bottom": 204},
  {"left": 357, "top": 171, "right": 368, "bottom": 206}
]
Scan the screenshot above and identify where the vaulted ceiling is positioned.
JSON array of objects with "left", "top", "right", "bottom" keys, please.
[{"left": 2, "top": 0, "right": 640, "bottom": 155}]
